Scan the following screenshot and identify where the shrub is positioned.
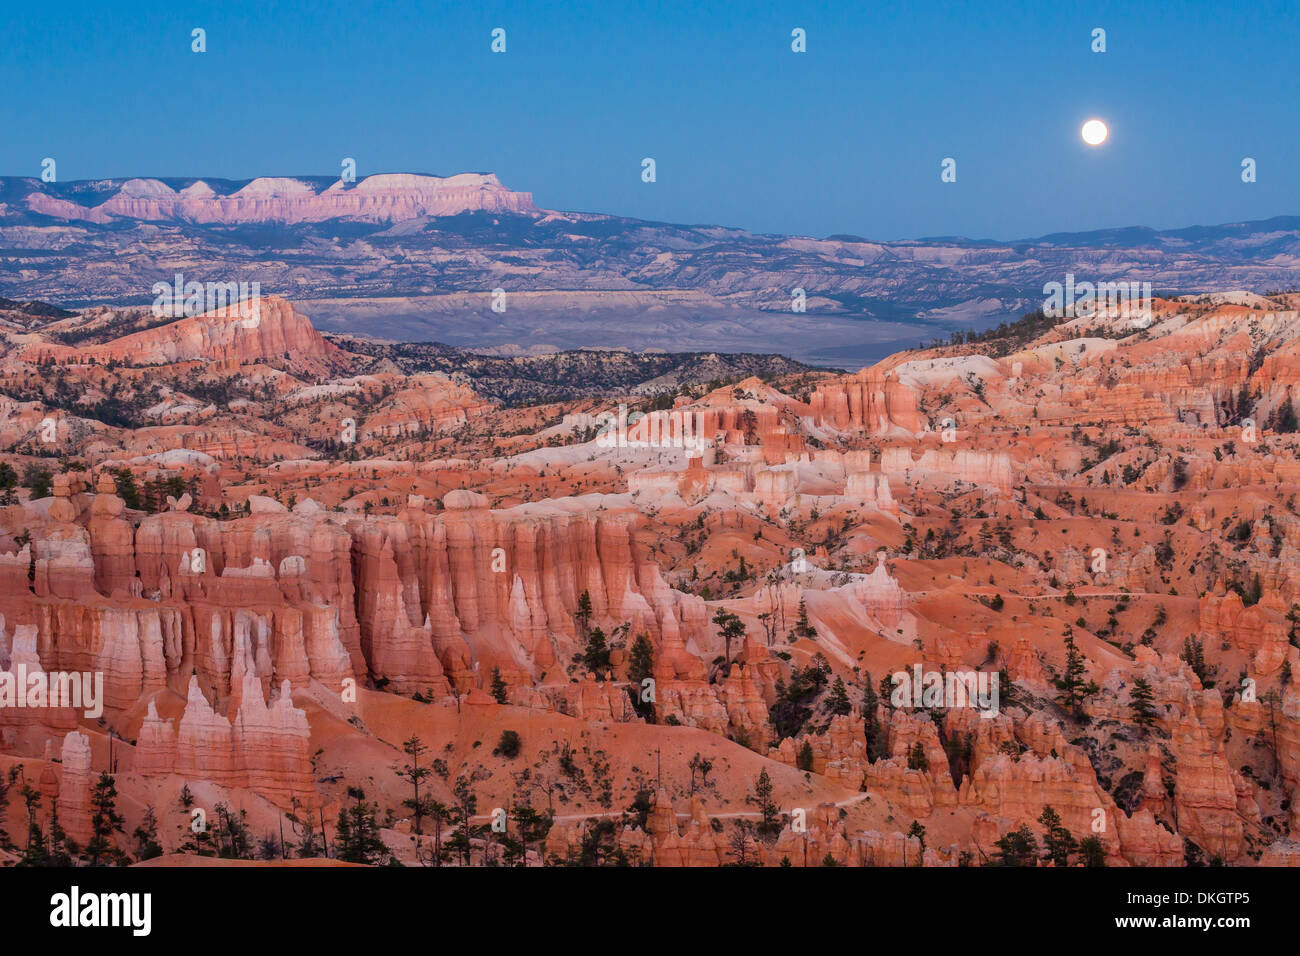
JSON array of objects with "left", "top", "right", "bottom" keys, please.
[{"left": 493, "top": 730, "right": 522, "bottom": 759}]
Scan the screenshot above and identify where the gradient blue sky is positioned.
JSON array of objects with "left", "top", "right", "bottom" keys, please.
[{"left": 4, "top": 0, "right": 1297, "bottom": 240}]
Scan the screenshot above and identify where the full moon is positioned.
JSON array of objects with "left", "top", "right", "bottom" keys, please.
[{"left": 1081, "top": 119, "right": 1109, "bottom": 146}]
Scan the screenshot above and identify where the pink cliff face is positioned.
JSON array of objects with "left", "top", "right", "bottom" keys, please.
[{"left": 27, "top": 173, "right": 541, "bottom": 225}]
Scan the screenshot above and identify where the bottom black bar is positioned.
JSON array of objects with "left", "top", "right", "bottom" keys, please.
[{"left": 2, "top": 864, "right": 1273, "bottom": 943}]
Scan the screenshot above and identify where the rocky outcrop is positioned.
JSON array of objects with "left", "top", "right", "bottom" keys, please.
[
  {"left": 844, "top": 469, "right": 899, "bottom": 513},
  {"left": 879, "top": 446, "right": 1013, "bottom": 491},
  {"left": 1169, "top": 713, "right": 1247, "bottom": 862},
  {"left": 959, "top": 752, "right": 1118, "bottom": 857},
  {"left": 389, "top": 495, "right": 712, "bottom": 688},
  {"left": 135, "top": 675, "right": 318, "bottom": 809},
  {"left": 87, "top": 472, "right": 137, "bottom": 597},
  {"left": 852, "top": 553, "right": 909, "bottom": 630},
  {"left": 358, "top": 375, "right": 497, "bottom": 439},
  {"left": 0, "top": 623, "right": 81, "bottom": 733},
  {"left": 26, "top": 296, "right": 347, "bottom": 372},
  {"left": 58, "top": 730, "right": 95, "bottom": 845},
  {"left": 350, "top": 522, "right": 452, "bottom": 697},
  {"left": 769, "top": 713, "right": 868, "bottom": 788},
  {"left": 1199, "top": 592, "right": 1290, "bottom": 677},
  {"left": 807, "top": 369, "right": 923, "bottom": 435}
]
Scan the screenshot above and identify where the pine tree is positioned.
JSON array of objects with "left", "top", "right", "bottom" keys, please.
[
  {"left": 85, "top": 772, "right": 126, "bottom": 865},
  {"left": 112, "top": 467, "right": 141, "bottom": 510},
  {"left": 752, "top": 769, "right": 780, "bottom": 835},
  {"left": 991, "top": 825, "right": 1038, "bottom": 866},
  {"left": 1039, "top": 804, "right": 1077, "bottom": 866},
  {"left": 1234, "top": 383, "right": 1252, "bottom": 424},
  {"left": 1054, "top": 630, "right": 1098, "bottom": 717},
  {"left": 426, "top": 800, "right": 449, "bottom": 866},
  {"left": 907, "top": 820, "right": 927, "bottom": 866},
  {"left": 796, "top": 740, "right": 815, "bottom": 772},
  {"left": 794, "top": 599, "right": 816, "bottom": 638},
  {"left": 727, "top": 820, "right": 758, "bottom": 867},
  {"left": 21, "top": 783, "right": 47, "bottom": 865},
  {"left": 396, "top": 735, "right": 433, "bottom": 835},
  {"left": 574, "top": 589, "right": 593, "bottom": 637},
  {"left": 627, "top": 633, "right": 655, "bottom": 687},
  {"left": 257, "top": 833, "right": 282, "bottom": 860},
  {"left": 907, "top": 741, "right": 929, "bottom": 772},
  {"left": 132, "top": 805, "right": 163, "bottom": 860},
  {"left": 1078, "top": 835, "right": 1107, "bottom": 867},
  {"left": 1244, "top": 573, "right": 1263, "bottom": 607},
  {"left": 1272, "top": 394, "right": 1298, "bottom": 433},
  {"left": 212, "top": 803, "right": 254, "bottom": 859},
  {"left": 0, "top": 766, "right": 16, "bottom": 851},
  {"left": 1129, "top": 677, "right": 1157, "bottom": 730},
  {"left": 509, "top": 802, "right": 552, "bottom": 867},
  {"left": 688, "top": 753, "right": 713, "bottom": 793},
  {"left": 879, "top": 674, "right": 896, "bottom": 711},
  {"left": 489, "top": 667, "right": 509, "bottom": 704},
  {"left": 583, "top": 626, "right": 611, "bottom": 675},
  {"left": 1180, "top": 635, "right": 1210, "bottom": 684},
  {"left": 827, "top": 677, "right": 851, "bottom": 716},
  {"left": 449, "top": 777, "right": 478, "bottom": 867},
  {"left": 289, "top": 806, "right": 322, "bottom": 858},
  {"left": 712, "top": 609, "right": 747, "bottom": 671},
  {"left": 861, "top": 673, "right": 884, "bottom": 761},
  {"left": 335, "top": 786, "right": 389, "bottom": 865},
  {"left": 1261, "top": 688, "right": 1284, "bottom": 780},
  {"left": 627, "top": 632, "right": 656, "bottom": 719},
  {"left": 46, "top": 800, "right": 75, "bottom": 865},
  {"left": 22, "top": 465, "right": 52, "bottom": 500}
]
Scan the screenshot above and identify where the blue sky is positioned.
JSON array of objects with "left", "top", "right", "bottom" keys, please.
[{"left": 4, "top": 0, "right": 1297, "bottom": 240}]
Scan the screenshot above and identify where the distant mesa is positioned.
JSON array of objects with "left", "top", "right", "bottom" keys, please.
[{"left": 22, "top": 172, "right": 540, "bottom": 225}]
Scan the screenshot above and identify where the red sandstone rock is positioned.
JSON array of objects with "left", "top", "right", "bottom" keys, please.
[
  {"left": 57, "top": 730, "right": 95, "bottom": 844},
  {"left": 2, "top": 292, "right": 1298, "bottom": 867}
]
